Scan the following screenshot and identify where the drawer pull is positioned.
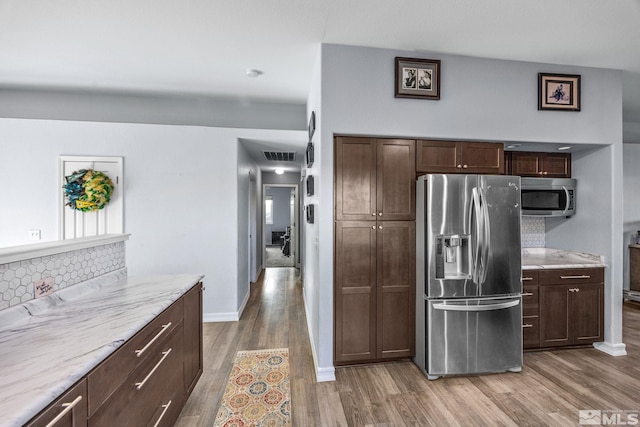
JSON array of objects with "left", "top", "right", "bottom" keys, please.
[
  {"left": 135, "top": 322, "right": 172, "bottom": 358},
  {"left": 522, "top": 292, "right": 534, "bottom": 297},
  {"left": 560, "top": 275, "right": 591, "bottom": 279},
  {"left": 522, "top": 277, "right": 534, "bottom": 281},
  {"left": 44, "top": 395, "right": 83, "bottom": 427},
  {"left": 136, "top": 348, "right": 172, "bottom": 391},
  {"left": 522, "top": 324, "right": 534, "bottom": 328},
  {"left": 153, "top": 400, "right": 172, "bottom": 427}
]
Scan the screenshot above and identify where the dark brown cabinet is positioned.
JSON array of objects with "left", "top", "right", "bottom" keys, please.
[
  {"left": 506, "top": 151, "right": 571, "bottom": 177},
  {"left": 334, "top": 136, "right": 416, "bottom": 365},
  {"left": 335, "top": 137, "right": 415, "bottom": 221},
  {"left": 521, "top": 270, "right": 540, "bottom": 350},
  {"left": 538, "top": 268, "right": 604, "bottom": 348},
  {"left": 26, "top": 379, "right": 87, "bottom": 427},
  {"left": 416, "top": 140, "right": 504, "bottom": 175},
  {"left": 183, "top": 283, "right": 203, "bottom": 396}
]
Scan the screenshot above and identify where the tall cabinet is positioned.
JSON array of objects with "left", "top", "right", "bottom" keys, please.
[{"left": 334, "top": 136, "right": 416, "bottom": 364}]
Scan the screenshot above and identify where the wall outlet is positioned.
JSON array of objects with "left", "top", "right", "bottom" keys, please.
[
  {"left": 35, "top": 277, "right": 54, "bottom": 298},
  {"left": 28, "top": 229, "right": 41, "bottom": 241}
]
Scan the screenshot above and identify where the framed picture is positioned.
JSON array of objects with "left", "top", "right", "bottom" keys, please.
[
  {"left": 308, "top": 111, "right": 316, "bottom": 140},
  {"left": 306, "top": 204, "right": 314, "bottom": 223},
  {"left": 538, "top": 73, "right": 581, "bottom": 111},
  {"left": 306, "top": 142, "right": 314, "bottom": 168},
  {"left": 395, "top": 57, "right": 441, "bottom": 100},
  {"left": 306, "top": 175, "right": 314, "bottom": 196}
]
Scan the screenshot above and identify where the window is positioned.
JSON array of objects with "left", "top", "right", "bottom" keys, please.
[{"left": 265, "top": 197, "right": 273, "bottom": 225}]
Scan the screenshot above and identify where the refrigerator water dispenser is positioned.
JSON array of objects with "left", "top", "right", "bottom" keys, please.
[{"left": 435, "top": 234, "right": 471, "bottom": 279}]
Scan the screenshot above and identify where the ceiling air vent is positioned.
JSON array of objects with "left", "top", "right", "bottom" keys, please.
[{"left": 263, "top": 151, "right": 296, "bottom": 161}]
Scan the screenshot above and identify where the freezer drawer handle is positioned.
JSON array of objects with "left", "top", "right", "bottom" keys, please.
[
  {"left": 432, "top": 300, "right": 520, "bottom": 312},
  {"left": 560, "top": 275, "right": 591, "bottom": 279}
]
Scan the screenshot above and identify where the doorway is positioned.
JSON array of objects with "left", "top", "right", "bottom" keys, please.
[{"left": 263, "top": 184, "right": 298, "bottom": 268}]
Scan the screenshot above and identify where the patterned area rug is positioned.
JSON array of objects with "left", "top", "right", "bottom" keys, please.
[{"left": 214, "top": 348, "right": 291, "bottom": 427}]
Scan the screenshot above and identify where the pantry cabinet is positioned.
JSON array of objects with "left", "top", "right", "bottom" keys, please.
[
  {"left": 416, "top": 140, "right": 504, "bottom": 175},
  {"left": 506, "top": 151, "right": 571, "bottom": 178},
  {"left": 334, "top": 136, "right": 416, "bottom": 365}
]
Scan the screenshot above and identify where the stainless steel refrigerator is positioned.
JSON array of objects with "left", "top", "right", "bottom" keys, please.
[{"left": 414, "top": 174, "right": 522, "bottom": 380}]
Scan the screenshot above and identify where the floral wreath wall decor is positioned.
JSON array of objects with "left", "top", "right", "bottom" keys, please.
[{"left": 63, "top": 169, "right": 114, "bottom": 212}]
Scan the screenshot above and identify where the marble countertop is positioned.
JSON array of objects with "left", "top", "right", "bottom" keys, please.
[
  {"left": 0, "top": 271, "right": 204, "bottom": 427},
  {"left": 522, "top": 248, "right": 607, "bottom": 269}
]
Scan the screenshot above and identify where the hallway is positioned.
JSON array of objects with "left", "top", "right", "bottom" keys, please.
[{"left": 176, "top": 268, "right": 640, "bottom": 426}]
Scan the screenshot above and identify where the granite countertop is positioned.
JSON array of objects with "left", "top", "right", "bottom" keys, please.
[
  {"left": 0, "top": 271, "right": 204, "bottom": 427},
  {"left": 522, "top": 248, "right": 607, "bottom": 270}
]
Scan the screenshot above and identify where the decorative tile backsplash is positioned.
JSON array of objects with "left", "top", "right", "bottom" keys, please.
[
  {"left": 521, "top": 216, "right": 545, "bottom": 248},
  {"left": 0, "top": 241, "right": 125, "bottom": 310}
]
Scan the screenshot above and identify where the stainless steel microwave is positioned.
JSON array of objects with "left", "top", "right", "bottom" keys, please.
[{"left": 520, "top": 177, "right": 576, "bottom": 217}]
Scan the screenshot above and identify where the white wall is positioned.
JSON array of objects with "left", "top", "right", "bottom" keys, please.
[
  {"left": 0, "top": 118, "right": 302, "bottom": 321},
  {"left": 306, "top": 43, "right": 625, "bottom": 379}
]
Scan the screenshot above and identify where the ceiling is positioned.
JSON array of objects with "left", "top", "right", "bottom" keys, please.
[{"left": 1, "top": 0, "right": 639, "bottom": 170}]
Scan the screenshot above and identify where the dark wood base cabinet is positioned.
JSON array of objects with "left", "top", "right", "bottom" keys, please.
[
  {"left": 523, "top": 268, "right": 604, "bottom": 350},
  {"left": 26, "top": 282, "right": 203, "bottom": 427}
]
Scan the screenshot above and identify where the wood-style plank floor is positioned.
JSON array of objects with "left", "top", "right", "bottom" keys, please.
[{"left": 176, "top": 268, "right": 640, "bottom": 426}]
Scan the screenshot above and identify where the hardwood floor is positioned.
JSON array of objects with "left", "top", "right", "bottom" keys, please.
[{"left": 176, "top": 268, "right": 640, "bottom": 426}]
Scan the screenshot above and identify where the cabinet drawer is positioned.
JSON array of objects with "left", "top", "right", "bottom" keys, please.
[
  {"left": 87, "top": 299, "right": 184, "bottom": 415},
  {"left": 522, "top": 316, "right": 539, "bottom": 350},
  {"left": 521, "top": 269, "right": 539, "bottom": 286},
  {"left": 539, "top": 268, "right": 604, "bottom": 286},
  {"left": 522, "top": 285, "right": 539, "bottom": 316},
  {"left": 89, "top": 325, "right": 184, "bottom": 427},
  {"left": 27, "top": 379, "right": 87, "bottom": 427}
]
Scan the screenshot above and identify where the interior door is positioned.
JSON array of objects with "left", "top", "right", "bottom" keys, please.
[{"left": 58, "top": 156, "right": 123, "bottom": 240}]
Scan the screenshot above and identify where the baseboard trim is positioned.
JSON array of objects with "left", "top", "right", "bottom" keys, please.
[
  {"left": 302, "top": 287, "right": 336, "bottom": 383},
  {"left": 593, "top": 341, "right": 627, "bottom": 356},
  {"left": 203, "top": 289, "right": 250, "bottom": 323}
]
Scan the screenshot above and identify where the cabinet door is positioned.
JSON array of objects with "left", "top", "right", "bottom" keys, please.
[
  {"left": 27, "top": 379, "right": 87, "bottom": 427},
  {"left": 460, "top": 141, "right": 504, "bottom": 174},
  {"left": 539, "top": 285, "right": 571, "bottom": 347},
  {"left": 334, "top": 221, "right": 377, "bottom": 363},
  {"left": 571, "top": 283, "right": 604, "bottom": 345},
  {"left": 183, "top": 283, "right": 203, "bottom": 397},
  {"left": 510, "top": 152, "right": 543, "bottom": 177},
  {"left": 335, "top": 137, "right": 377, "bottom": 221},
  {"left": 542, "top": 153, "right": 571, "bottom": 178},
  {"left": 376, "top": 221, "right": 416, "bottom": 359},
  {"left": 377, "top": 139, "right": 416, "bottom": 221},
  {"left": 416, "top": 140, "right": 460, "bottom": 173}
]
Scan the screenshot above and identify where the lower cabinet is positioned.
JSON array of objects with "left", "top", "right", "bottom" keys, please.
[
  {"left": 523, "top": 268, "right": 604, "bottom": 350},
  {"left": 334, "top": 221, "right": 415, "bottom": 364},
  {"left": 27, "top": 282, "right": 203, "bottom": 427}
]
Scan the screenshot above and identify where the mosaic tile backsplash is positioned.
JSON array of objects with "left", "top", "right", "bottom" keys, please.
[
  {"left": 521, "top": 216, "right": 545, "bottom": 248},
  {"left": 0, "top": 241, "right": 125, "bottom": 310}
]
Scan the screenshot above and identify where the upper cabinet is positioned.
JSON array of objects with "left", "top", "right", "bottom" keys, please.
[
  {"left": 506, "top": 151, "right": 571, "bottom": 178},
  {"left": 335, "top": 137, "right": 416, "bottom": 221},
  {"left": 416, "top": 140, "right": 504, "bottom": 175}
]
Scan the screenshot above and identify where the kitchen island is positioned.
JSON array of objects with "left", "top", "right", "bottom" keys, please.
[{"left": 0, "top": 272, "right": 203, "bottom": 427}]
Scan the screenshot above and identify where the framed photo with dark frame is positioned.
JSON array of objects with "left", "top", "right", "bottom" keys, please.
[
  {"left": 395, "top": 57, "right": 441, "bottom": 100},
  {"left": 306, "top": 175, "right": 314, "bottom": 196},
  {"left": 306, "top": 142, "right": 314, "bottom": 168},
  {"left": 308, "top": 111, "right": 316, "bottom": 140},
  {"left": 538, "top": 73, "right": 581, "bottom": 111},
  {"left": 306, "top": 204, "right": 314, "bottom": 223}
]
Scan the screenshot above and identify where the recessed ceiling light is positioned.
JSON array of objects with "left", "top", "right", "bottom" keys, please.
[
  {"left": 275, "top": 168, "right": 284, "bottom": 175},
  {"left": 246, "top": 69, "right": 263, "bottom": 78},
  {"left": 557, "top": 146, "right": 572, "bottom": 151}
]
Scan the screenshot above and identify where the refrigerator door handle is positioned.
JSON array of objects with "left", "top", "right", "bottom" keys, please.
[
  {"left": 432, "top": 299, "right": 520, "bottom": 312},
  {"left": 479, "top": 188, "right": 491, "bottom": 285},
  {"left": 471, "top": 187, "right": 482, "bottom": 284}
]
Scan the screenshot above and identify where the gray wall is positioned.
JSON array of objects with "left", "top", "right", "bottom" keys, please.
[{"left": 305, "top": 43, "right": 624, "bottom": 380}]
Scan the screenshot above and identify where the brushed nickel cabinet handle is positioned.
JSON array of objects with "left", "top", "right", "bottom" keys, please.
[
  {"left": 522, "top": 292, "right": 534, "bottom": 297},
  {"left": 560, "top": 275, "right": 591, "bottom": 279},
  {"left": 378, "top": 226, "right": 382, "bottom": 230},
  {"left": 135, "top": 322, "right": 172, "bottom": 358},
  {"left": 522, "top": 324, "right": 533, "bottom": 328},
  {"left": 152, "top": 400, "right": 173, "bottom": 427},
  {"left": 457, "top": 164, "right": 462, "bottom": 169},
  {"left": 378, "top": 212, "right": 383, "bottom": 216},
  {"left": 371, "top": 212, "right": 376, "bottom": 216},
  {"left": 136, "top": 348, "right": 172, "bottom": 390},
  {"left": 44, "top": 395, "right": 83, "bottom": 427},
  {"left": 521, "top": 277, "right": 533, "bottom": 281},
  {"left": 463, "top": 164, "right": 468, "bottom": 169}
]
